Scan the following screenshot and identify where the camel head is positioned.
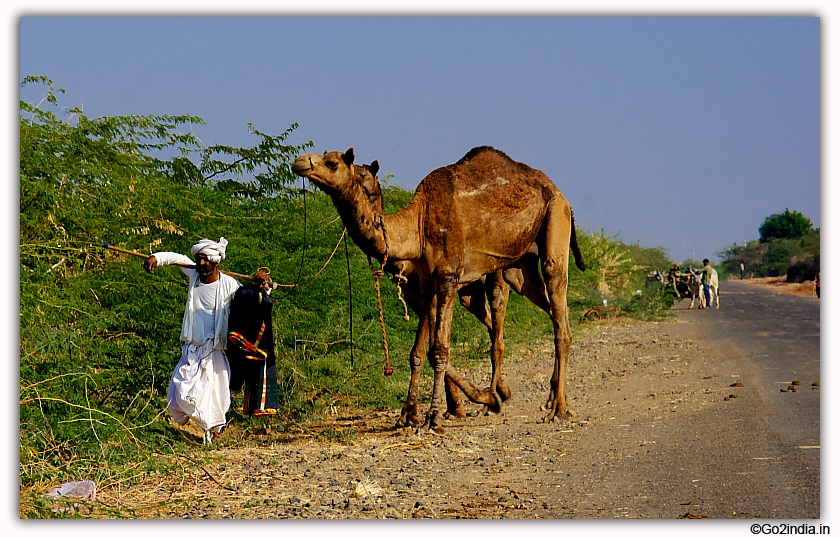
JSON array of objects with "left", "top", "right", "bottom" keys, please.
[
  {"left": 293, "top": 148, "right": 393, "bottom": 260},
  {"left": 292, "top": 148, "right": 363, "bottom": 198},
  {"left": 292, "top": 149, "right": 382, "bottom": 213}
]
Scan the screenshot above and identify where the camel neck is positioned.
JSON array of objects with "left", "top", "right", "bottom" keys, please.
[{"left": 331, "top": 183, "right": 423, "bottom": 263}]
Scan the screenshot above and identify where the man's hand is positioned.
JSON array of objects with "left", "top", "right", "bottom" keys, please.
[
  {"left": 253, "top": 270, "right": 272, "bottom": 293},
  {"left": 144, "top": 255, "right": 158, "bottom": 274}
]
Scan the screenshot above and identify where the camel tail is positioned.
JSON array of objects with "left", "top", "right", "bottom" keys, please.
[{"left": 570, "top": 208, "right": 586, "bottom": 272}]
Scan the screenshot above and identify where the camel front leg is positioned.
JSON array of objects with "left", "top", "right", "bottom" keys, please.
[
  {"left": 427, "top": 276, "right": 507, "bottom": 418},
  {"left": 421, "top": 275, "right": 501, "bottom": 432},
  {"left": 397, "top": 297, "right": 433, "bottom": 428},
  {"left": 422, "top": 275, "right": 459, "bottom": 433},
  {"left": 438, "top": 301, "right": 467, "bottom": 420}
]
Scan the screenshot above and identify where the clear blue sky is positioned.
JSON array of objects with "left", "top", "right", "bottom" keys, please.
[{"left": 18, "top": 16, "right": 820, "bottom": 265}]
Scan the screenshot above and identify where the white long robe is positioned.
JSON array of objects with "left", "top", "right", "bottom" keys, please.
[
  {"left": 153, "top": 251, "right": 241, "bottom": 432},
  {"left": 167, "top": 342, "right": 230, "bottom": 432}
]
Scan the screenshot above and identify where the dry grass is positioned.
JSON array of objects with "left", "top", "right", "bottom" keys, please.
[{"left": 737, "top": 276, "right": 818, "bottom": 298}]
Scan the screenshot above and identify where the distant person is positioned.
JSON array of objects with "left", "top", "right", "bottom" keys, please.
[
  {"left": 740, "top": 262, "right": 745, "bottom": 280},
  {"left": 816, "top": 271, "right": 820, "bottom": 299},
  {"left": 699, "top": 258, "right": 715, "bottom": 310}
]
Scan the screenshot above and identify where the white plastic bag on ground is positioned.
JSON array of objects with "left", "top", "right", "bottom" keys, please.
[{"left": 46, "top": 480, "right": 97, "bottom": 501}]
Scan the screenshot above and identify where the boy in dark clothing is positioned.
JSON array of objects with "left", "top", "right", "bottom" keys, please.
[{"left": 227, "top": 282, "right": 280, "bottom": 417}]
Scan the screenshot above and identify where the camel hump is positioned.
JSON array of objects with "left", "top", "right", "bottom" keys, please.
[
  {"left": 422, "top": 146, "right": 556, "bottom": 212},
  {"left": 456, "top": 146, "right": 505, "bottom": 165}
]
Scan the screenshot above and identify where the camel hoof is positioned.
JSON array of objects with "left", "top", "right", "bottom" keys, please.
[
  {"left": 420, "top": 411, "right": 447, "bottom": 434},
  {"left": 397, "top": 410, "right": 422, "bottom": 428},
  {"left": 417, "top": 419, "right": 446, "bottom": 435},
  {"left": 444, "top": 408, "right": 467, "bottom": 420},
  {"left": 542, "top": 407, "right": 574, "bottom": 422}
]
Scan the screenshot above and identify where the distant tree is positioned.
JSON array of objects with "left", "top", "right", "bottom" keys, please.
[
  {"left": 718, "top": 240, "right": 767, "bottom": 277},
  {"left": 758, "top": 209, "right": 813, "bottom": 242}
]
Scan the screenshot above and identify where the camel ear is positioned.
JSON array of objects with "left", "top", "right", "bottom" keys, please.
[
  {"left": 343, "top": 148, "right": 356, "bottom": 166},
  {"left": 370, "top": 160, "right": 380, "bottom": 177}
]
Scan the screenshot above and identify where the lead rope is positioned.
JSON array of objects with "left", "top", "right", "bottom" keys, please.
[
  {"left": 369, "top": 216, "right": 394, "bottom": 377},
  {"left": 344, "top": 229, "right": 355, "bottom": 368},
  {"left": 392, "top": 273, "right": 411, "bottom": 322}
]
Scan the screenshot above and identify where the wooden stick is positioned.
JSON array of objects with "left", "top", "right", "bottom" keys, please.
[{"left": 102, "top": 243, "right": 280, "bottom": 289}]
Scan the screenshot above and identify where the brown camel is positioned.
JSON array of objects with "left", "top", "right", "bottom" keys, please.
[
  {"left": 293, "top": 146, "right": 583, "bottom": 431},
  {"left": 356, "top": 159, "right": 585, "bottom": 423}
]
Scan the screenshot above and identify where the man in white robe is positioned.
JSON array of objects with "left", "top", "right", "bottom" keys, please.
[{"left": 145, "top": 237, "right": 246, "bottom": 444}]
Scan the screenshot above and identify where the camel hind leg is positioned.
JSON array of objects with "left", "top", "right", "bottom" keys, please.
[
  {"left": 458, "top": 279, "right": 492, "bottom": 328},
  {"left": 506, "top": 253, "right": 552, "bottom": 315},
  {"left": 445, "top": 279, "right": 491, "bottom": 419},
  {"left": 482, "top": 270, "right": 512, "bottom": 414},
  {"left": 537, "top": 198, "right": 575, "bottom": 422}
]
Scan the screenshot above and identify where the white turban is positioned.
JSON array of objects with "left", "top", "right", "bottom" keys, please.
[{"left": 191, "top": 237, "right": 228, "bottom": 264}]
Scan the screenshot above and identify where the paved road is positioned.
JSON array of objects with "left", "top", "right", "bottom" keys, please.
[
  {"left": 666, "top": 280, "right": 821, "bottom": 518},
  {"left": 695, "top": 281, "right": 821, "bottom": 448},
  {"left": 559, "top": 280, "right": 822, "bottom": 520}
]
